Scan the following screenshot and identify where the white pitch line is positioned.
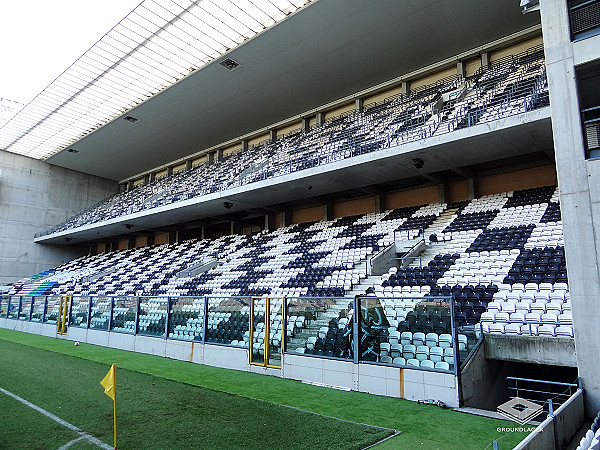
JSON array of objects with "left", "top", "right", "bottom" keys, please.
[{"left": 0, "top": 386, "right": 112, "bottom": 450}]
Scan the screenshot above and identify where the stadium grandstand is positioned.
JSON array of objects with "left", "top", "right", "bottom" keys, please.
[{"left": 1, "top": 0, "right": 600, "bottom": 447}]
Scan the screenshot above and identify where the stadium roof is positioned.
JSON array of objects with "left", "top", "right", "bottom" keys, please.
[
  {"left": 0, "top": 0, "right": 310, "bottom": 160},
  {"left": 0, "top": 0, "right": 541, "bottom": 181}
]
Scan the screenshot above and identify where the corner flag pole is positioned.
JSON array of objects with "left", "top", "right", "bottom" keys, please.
[{"left": 100, "top": 363, "right": 117, "bottom": 449}]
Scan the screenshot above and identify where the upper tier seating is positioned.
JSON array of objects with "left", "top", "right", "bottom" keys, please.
[{"left": 40, "top": 46, "right": 548, "bottom": 237}]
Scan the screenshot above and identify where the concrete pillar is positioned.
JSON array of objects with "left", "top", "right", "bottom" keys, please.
[
  {"left": 375, "top": 194, "right": 386, "bottom": 214},
  {"left": 186, "top": 160, "right": 192, "bottom": 170},
  {"left": 402, "top": 81, "right": 409, "bottom": 97},
  {"left": 241, "top": 140, "right": 249, "bottom": 152},
  {"left": 323, "top": 200, "right": 334, "bottom": 221},
  {"left": 128, "top": 237, "right": 136, "bottom": 250},
  {"left": 281, "top": 209, "right": 292, "bottom": 227},
  {"left": 128, "top": 180, "right": 134, "bottom": 190},
  {"left": 216, "top": 148, "right": 224, "bottom": 161},
  {"left": 316, "top": 112, "right": 325, "bottom": 127},
  {"left": 438, "top": 184, "right": 446, "bottom": 204},
  {"left": 467, "top": 178, "right": 476, "bottom": 200},
  {"left": 302, "top": 117, "right": 310, "bottom": 131},
  {"left": 119, "top": 183, "right": 128, "bottom": 193},
  {"left": 457, "top": 61, "right": 466, "bottom": 80},
  {"left": 231, "top": 218, "right": 242, "bottom": 235},
  {"left": 150, "top": 172, "right": 156, "bottom": 182},
  {"left": 269, "top": 129, "right": 277, "bottom": 143},
  {"left": 481, "top": 52, "right": 490, "bottom": 70},
  {"left": 540, "top": 0, "right": 600, "bottom": 416},
  {"left": 200, "top": 226, "right": 205, "bottom": 240},
  {"left": 168, "top": 230, "right": 177, "bottom": 244},
  {"left": 265, "top": 213, "right": 275, "bottom": 231},
  {"left": 355, "top": 98, "right": 364, "bottom": 113},
  {"left": 167, "top": 167, "right": 173, "bottom": 177},
  {"left": 208, "top": 152, "right": 215, "bottom": 163},
  {"left": 143, "top": 174, "right": 150, "bottom": 185},
  {"left": 147, "top": 234, "right": 155, "bottom": 247}
]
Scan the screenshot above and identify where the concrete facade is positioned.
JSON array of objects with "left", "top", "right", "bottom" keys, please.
[
  {"left": 540, "top": 0, "right": 600, "bottom": 415},
  {"left": 0, "top": 151, "right": 117, "bottom": 283},
  {"left": 0, "top": 318, "right": 459, "bottom": 407}
]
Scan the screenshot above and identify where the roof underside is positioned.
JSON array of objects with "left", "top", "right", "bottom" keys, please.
[{"left": 2, "top": 0, "right": 541, "bottom": 181}]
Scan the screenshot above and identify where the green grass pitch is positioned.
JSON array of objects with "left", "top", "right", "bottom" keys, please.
[{"left": 0, "top": 328, "right": 530, "bottom": 449}]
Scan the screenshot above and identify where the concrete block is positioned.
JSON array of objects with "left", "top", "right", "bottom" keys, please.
[
  {"left": 108, "top": 332, "right": 136, "bottom": 351},
  {"left": 134, "top": 335, "right": 166, "bottom": 357},
  {"left": 87, "top": 329, "right": 110, "bottom": 347},
  {"left": 165, "top": 339, "right": 193, "bottom": 361}
]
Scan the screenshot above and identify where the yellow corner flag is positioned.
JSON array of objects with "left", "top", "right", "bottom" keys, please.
[
  {"left": 100, "top": 363, "right": 117, "bottom": 449},
  {"left": 100, "top": 363, "right": 116, "bottom": 400}
]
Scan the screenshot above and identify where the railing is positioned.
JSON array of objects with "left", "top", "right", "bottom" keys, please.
[
  {"left": 583, "top": 105, "right": 600, "bottom": 159},
  {"left": 1, "top": 294, "right": 467, "bottom": 375},
  {"left": 569, "top": 0, "right": 600, "bottom": 40},
  {"left": 507, "top": 376, "right": 581, "bottom": 415}
]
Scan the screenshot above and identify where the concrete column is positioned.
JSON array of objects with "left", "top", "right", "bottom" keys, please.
[
  {"left": 119, "top": 183, "right": 128, "bottom": 193},
  {"left": 128, "top": 237, "right": 136, "bottom": 250},
  {"left": 375, "top": 194, "right": 386, "bottom": 214},
  {"left": 208, "top": 152, "right": 215, "bottom": 163},
  {"left": 467, "top": 178, "right": 476, "bottom": 200},
  {"left": 402, "top": 81, "right": 409, "bottom": 97},
  {"left": 216, "top": 148, "right": 224, "bottom": 161},
  {"left": 265, "top": 213, "right": 275, "bottom": 231},
  {"left": 150, "top": 172, "right": 156, "bottom": 182},
  {"left": 316, "top": 112, "right": 325, "bottom": 127},
  {"left": 355, "top": 98, "right": 364, "bottom": 113},
  {"left": 438, "top": 184, "right": 446, "bottom": 204},
  {"left": 200, "top": 226, "right": 205, "bottom": 240},
  {"left": 147, "top": 234, "right": 155, "bottom": 247},
  {"left": 231, "top": 218, "right": 242, "bottom": 235},
  {"left": 128, "top": 180, "right": 134, "bottom": 190},
  {"left": 281, "top": 209, "right": 292, "bottom": 227},
  {"left": 457, "top": 61, "right": 466, "bottom": 80},
  {"left": 167, "top": 167, "right": 173, "bottom": 177},
  {"left": 143, "top": 174, "right": 150, "bottom": 185},
  {"left": 540, "top": 0, "right": 600, "bottom": 416},
  {"left": 186, "top": 160, "right": 192, "bottom": 170},
  {"left": 481, "top": 52, "right": 490, "bottom": 70},
  {"left": 323, "top": 200, "right": 334, "bottom": 221},
  {"left": 302, "top": 117, "right": 310, "bottom": 131},
  {"left": 241, "top": 140, "right": 249, "bottom": 152},
  {"left": 269, "top": 130, "right": 277, "bottom": 143}
]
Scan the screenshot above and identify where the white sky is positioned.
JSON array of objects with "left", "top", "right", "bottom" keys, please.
[{"left": 0, "top": 0, "right": 142, "bottom": 104}]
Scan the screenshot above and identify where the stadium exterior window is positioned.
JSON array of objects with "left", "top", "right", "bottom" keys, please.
[
  {"left": 576, "top": 60, "right": 600, "bottom": 159},
  {"left": 568, "top": 0, "right": 600, "bottom": 41}
]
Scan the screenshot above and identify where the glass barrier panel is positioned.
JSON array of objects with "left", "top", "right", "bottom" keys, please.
[
  {"left": 89, "top": 297, "right": 111, "bottom": 330},
  {"left": 285, "top": 296, "right": 353, "bottom": 359},
  {"left": 251, "top": 296, "right": 266, "bottom": 364},
  {"left": 111, "top": 297, "right": 137, "bottom": 334},
  {"left": 7, "top": 296, "right": 20, "bottom": 319},
  {"left": 70, "top": 297, "right": 91, "bottom": 328},
  {"left": 43, "top": 297, "right": 62, "bottom": 324},
  {"left": 0, "top": 296, "right": 5, "bottom": 318},
  {"left": 31, "top": 297, "right": 46, "bottom": 322},
  {"left": 167, "top": 297, "right": 205, "bottom": 341},
  {"left": 138, "top": 297, "right": 168, "bottom": 337},
  {"left": 206, "top": 296, "right": 250, "bottom": 347},
  {"left": 358, "top": 295, "right": 454, "bottom": 371},
  {"left": 267, "top": 297, "right": 284, "bottom": 368},
  {"left": 19, "top": 297, "right": 33, "bottom": 320},
  {"left": 452, "top": 296, "right": 479, "bottom": 371}
]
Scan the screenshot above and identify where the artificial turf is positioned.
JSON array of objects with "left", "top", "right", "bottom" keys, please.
[{"left": 0, "top": 328, "right": 530, "bottom": 449}]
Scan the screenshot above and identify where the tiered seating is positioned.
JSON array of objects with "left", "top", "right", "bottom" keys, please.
[
  {"left": 350, "top": 185, "right": 570, "bottom": 369},
  {"left": 576, "top": 410, "right": 600, "bottom": 450},
  {"left": 39, "top": 46, "right": 549, "bottom": 237}
]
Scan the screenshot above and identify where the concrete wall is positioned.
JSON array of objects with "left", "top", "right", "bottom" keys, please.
[
  {"left": 484, "top": 335, "right": 577, "bottom": 367},
  {"left": 0, "top": 318, "right": 459, "bottom": 407},
  {"left": 540, "top": 0, "right": 600, "bottom": 415},
  {"left": 514, "top": 389, "right": 585, "bottom": 450},
  {"left": 0, "top": 151, "right": 117, "bottom": 283}
]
